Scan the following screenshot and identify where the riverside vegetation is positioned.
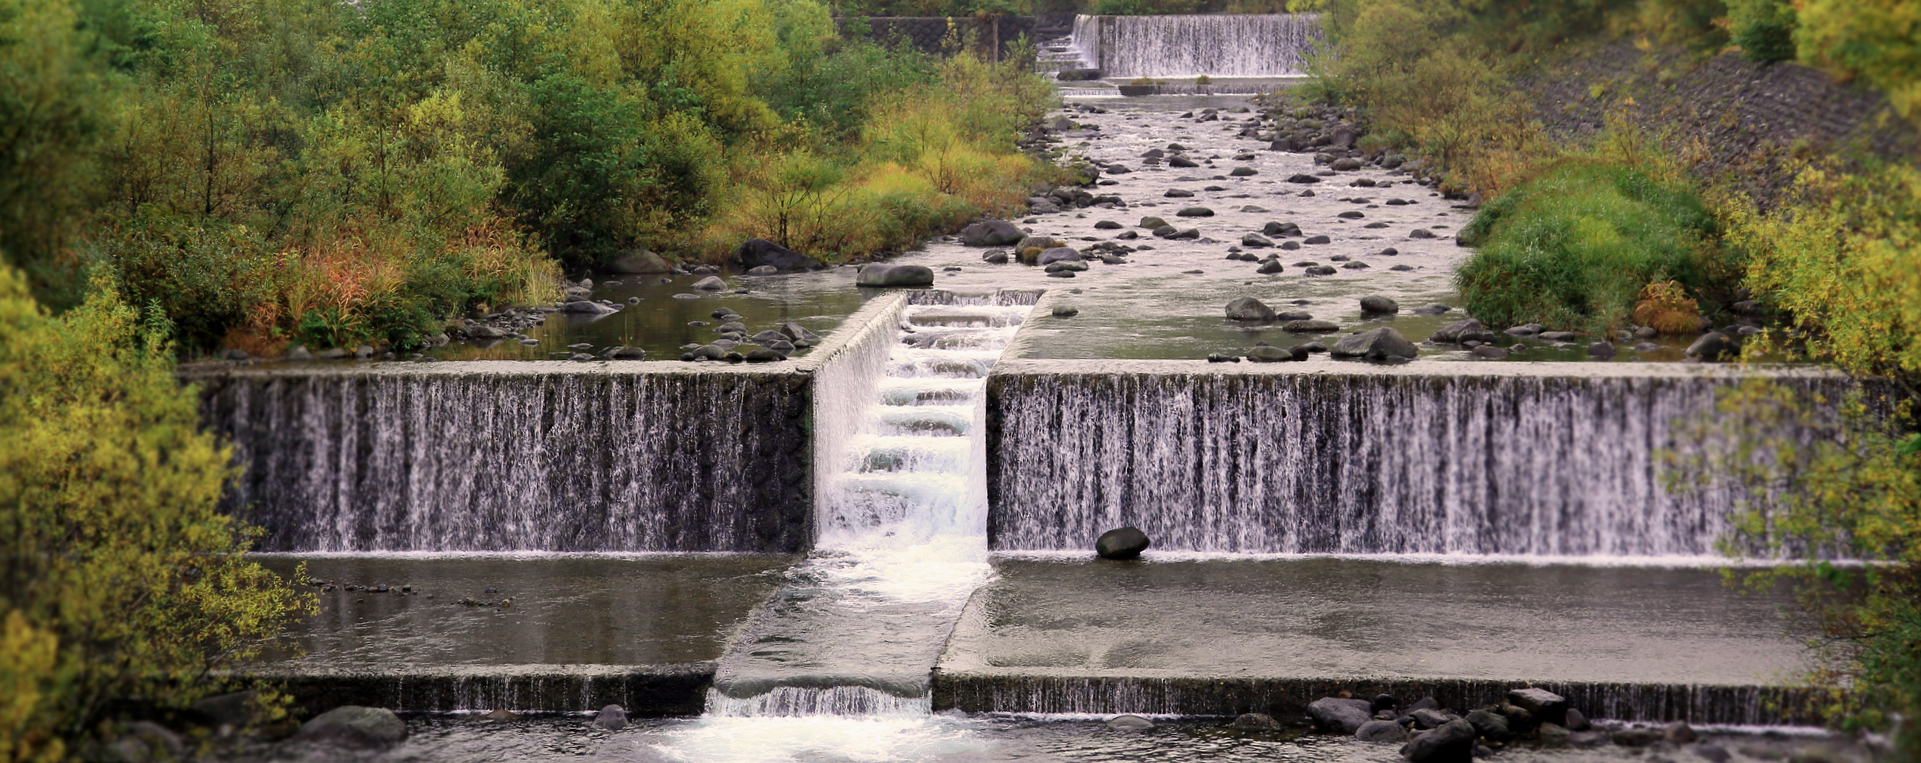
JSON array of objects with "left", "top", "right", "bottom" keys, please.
[
  {"left": 1, "top": 0, "right": 1056, "bottom": 357},
  {"left": 0, "top": 0, "right": 1056, "bottom": 754},
  {"left": 1301, "top": 0, "right": 1919, "bottom": 752}
]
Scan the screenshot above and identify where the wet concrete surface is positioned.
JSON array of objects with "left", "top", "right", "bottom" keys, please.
[
  {"left": 936, "top": 557, "right": 1814, "bottom": 720},
  {"left": 255, "top": 554, "right": 795, "bottom": 669}
]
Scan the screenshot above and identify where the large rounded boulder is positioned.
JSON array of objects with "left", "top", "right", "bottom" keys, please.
[
  {"left": 299, "top": 706, "right": 407, "bottom": 749},
  {"left": 1095, "top": 527, "right": 1150, "bottom": 560},
  {"left": 856, "top": 264, "right": 935, "bottom": 288}
]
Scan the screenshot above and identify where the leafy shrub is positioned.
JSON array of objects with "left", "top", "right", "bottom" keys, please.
[
  {"left": 1728, "top": 0, "right": 1797, "bottom": 64},
  {"left": 1454, "top": 158, "right": 1722, "bottom": 331},
  {"left": 1795, "top": 0, "right": 1921, "bottom": 118},
  {"left": 0, "top": 268, "right": 311, "bottom": 758},
  {"left": 1632, "top": 280, "right": 1703, "bottom": 334}
]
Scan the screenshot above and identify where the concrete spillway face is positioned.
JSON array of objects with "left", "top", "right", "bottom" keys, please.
[
  {"left": 1072, "top": 13, "right": 1323, "bottom": 78},
  {"left": 706, "top": 289, "right": 1038, "bottom": 718}
]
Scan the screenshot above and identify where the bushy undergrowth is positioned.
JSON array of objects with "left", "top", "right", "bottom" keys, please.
[
  {"left": 0, "top": 267, "right": 311, "bottom": 760},
  {"left": 1453, "top": 153, "right": 1724, "bottom": 332}
]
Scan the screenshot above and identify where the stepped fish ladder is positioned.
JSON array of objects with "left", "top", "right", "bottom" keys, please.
[{"left": 701, "top": 292, "right": 1032, "bottom": 722}]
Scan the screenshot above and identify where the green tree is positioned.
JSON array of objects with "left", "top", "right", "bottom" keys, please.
[
  {"left": 1728, "top": 0, "right": 1796, "bottom": 63},
  {"left": 0, "top": 0, "right": 103, "bottom": 309},
  {"left": 0, "top": 266, "right": 312, "bottom": 755}
]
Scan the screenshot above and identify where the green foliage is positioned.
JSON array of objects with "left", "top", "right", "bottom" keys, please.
[
  {"left": 1454, "top": 155, "right": 1723, "bottom": 332},
  {"left": 1727, "top": 162, "right": 1921, "bottom": 385},
  {"left": 1669, "top": 380, "right": 1920, "bottom": 754},
  {"left": 0, "top": 0, "right": 103, "bottom": 309},
  {"left": 1727, "top": 0, "right": 1796, "bottom": 64},
  {"left": 0, "top": 266, "right": 312, "bottom": 757},
  {"left": 1795, "top": 0, "right": 1921, "bottom": 118}
]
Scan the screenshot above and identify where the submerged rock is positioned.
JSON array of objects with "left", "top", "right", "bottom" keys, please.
[
  {"left": 1095, "top": 527, "right": 1150, "bottom": 560},
  {"left": 299, "top": 707, "right": 407, "bottom": 749},
  {"left": 594, "top": 705, "right": 628, "bottom": 731},
  {"left": 856, "top": 264, "right": 934, "bottom": 288},
  {"left": 1230, "top": 713, "right": 1281, "bottom": 730},
  {"left": 1106, "top": 714, "right": 1155, "bottom": 731}
]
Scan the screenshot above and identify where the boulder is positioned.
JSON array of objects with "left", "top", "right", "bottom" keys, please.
[
  {"left": 1176, "top": 207, "right": 1215, "bottom": 217},
  {"left": 1307, "top": 697, "right": 1373, "bottom": 734},
  {"left": 1504, "top": 688, "right": 1568, "bottom": 726},
  {"left": 299, "top": 707, "right": 407, "bottom": 749},
  {"left": 1686, "top": 331, "right": 1736, "bottom": 361},
  {"left": 692, "top": 276, "right": 727, "bottom": 291},
  {"left": 982, "top": 249, "right": 1010, "bottom": 264},
  {"left": 1037, "top": 247, "right": 1083, "bottom": 266},
  {"left": 1359, "top": 296, "right": 1400, "bottom": 314},
  {"left": 594, "top": 705, "right": 628, "bottom": 731},
  {"left": 748, "top": 265, "right": 779, "bottom": 275},
  {"left": 1356, "top": 720, "right": 1408, "bottom": 744},
  {"left": 1282, "top": 319, "right": 1339, "bottom": 333},
  {"left": 1230, "top": 713, "right": 1282, "bottom": 730},
  {"left": 1430, "top": 319, "right": 1496, "bottom": 344},
  {"left": 1225, "top": 297, "right": 1277, "bottom": 322},
  {"left": 856, "top": 264, "right": 934, "bottom": 287},
  {"left": 1409, "top": 709, "right": 1453, "bottom": 729},
  {"left": 607, "top": 249, "right": 672, "bottom": 274},
  {"left": 1402, "top": 719, "right": 1476, "bottom": 763},
  {"left": 1465, "top": 709, "right": 1512, "bottom": 742},
  {"left": 1330, "top": 327, "right": 1418, "bottom": 360},
  {"left": 781, "top": 322, "right": 821, "bottom": 344},
  {"left": 961, "top": 220, "right": 1025, "bottom": 247},
  {"left": 1095, "top": 527, "right": 1150, "bottom": 560},
  {"left": 737, "top": 238, "right": 822, "bottom": 271},
  {"left": 1242, "top": 234, "right": 1274, "bottom": 248},
  {"left": 1056, "top": 68, "right": 1104, "bottom": 81},
  {"left": 1245, "top": 345, "right": 1290, "bottom": 362},
  {"left": 563, "top": 301, "right": 619, "bottom": 314}
]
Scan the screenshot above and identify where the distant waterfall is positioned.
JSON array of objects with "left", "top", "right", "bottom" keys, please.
[
  {"left": 987, "top": 366, "right": 1836, "bottom": 557},
  {"left": 1072, "top": 14, "right": 1323, "bottom": 78}
]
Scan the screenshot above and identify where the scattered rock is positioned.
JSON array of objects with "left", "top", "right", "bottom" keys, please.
[
  {"left": 1230, "top": 713, "right": 1282, "bottom": 730},
  {"left": 1095, "top": 527, "right": 1150, "bottom": 560},
  {"left": 1538, "top": 723, "right": 1572, "bottom": 747},
  {"left": 564, "top": 301, "right": 619, "bottom": 314},
  {"left": 1283, "top": 319, "right": 1339, "bottom": 333},
  {"left": 607, "top": 249, "right": 672, "bottom": 274},
  {"left": 737, "top": 238, "right": 822, "bottom": 271},
  {"left": 1613, "top": 726, "right": 1662, "bottom": 747},
  {"left": 1589, "top": 342, "right": 1617, "bottom": 359},
  {"left": 856, "top": 264, "right": 935, "bottom": 287},
  {"left": 1242, "top": 234, "right": 1274, "bottom": 248},
  {"left": 1245, "top": 345, "right": 1291, "bottom": 362},
  {"left": 299, "top": 707, "right": 408, "bottom": 749},
  {"left": 1504, "top": 688, "right": 1568, "bottom": 726},
  {"left": 1465, "top": 710, "right": 1512, "bottom": 742},
  {"left": 1308, "top": 697, "right": 1374, "bottom": 734},
  {"left": 1038, "top": 247, "right": 1084, "bottom": 266},
  {"left": 983, "top": 249, "right": 1010, "bottom": 264},
  {"left": 692, "top": 276, "right": 727, "bottom": 291},
  {"left": 1564, "top": 708, "right": 1590, "bottom": 731},
  {"left": 1052, "top": 303, "right": 1079, "bottom": 317},
  {"left": 1665, "top": 721, "right": 1698, "bottom": 744},
  {"left": 1330, "top": 327, "right": 1418, "bottom": 360},
  {"left": 1287, "top": 174, "right": 1322, "bottom": 184},
  {"left": 1470, "top": 345, "right": 1509, "bottom": 359},
  {"left": 1177, "top": 207, "right": 1215, "bottom": 217},
  {"left": 1359, "top": 296, "right": 1400, "bottom": 314},
  {"left": 1357, "top": 719, "right": 1409, "bottom": 744},
  {"left": 594, "top": 705, "right": 628, "bottom": 731},
  {"left": 961, "top": 220, "right": 1026, "bottom": 247},
  {"left": 747, "top": 265, "right": 779, "bottom": 275},
  {"left": 1403, "top": 719, "right": 1477, "bottom": 763},
  {"left": 1686, "top": 331, "right": 1737, "bottom": 361}
]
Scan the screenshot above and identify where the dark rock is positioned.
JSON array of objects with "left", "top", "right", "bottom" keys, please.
[
  {"left": 299, "top": 707, "right": 407, "bottom": 749},
  {"left": 1410, "top": 709, "right": 1453, "bottom": 729},
  {"left": 1664, "top": 721, "right": 1697, "bottom": 744},
  {"left": 1686, "top": 331, "right": 1737, "bottom": 361},
  {"left": 1407, "top": 698, "right": 1441, "bottom": 713},
  {"left": 1257, "top": 260, "right": 1284, "bottom": 274},
  {"left": 1057, "top": 68, "right": 1104, "bottom": 81},
  {"left": 1283, "top": 319, "right": 1339, "bottom": 333},
  {"left": 1177, "top": 207, "right": 1215, "bottom": 217},
  {"left": 1303, "top": 265, "right": 1337, "bottom": 275},
  {"left": 1564, "top": 708, "right": 1590, "bottom": 731},
  {"left": 1403, "top": 719, "right": 1477, "bottom": 763},
  {"left": 286, "top": 345, "right": 313, "bottom": 361},
  {"left": 608, "top": 249, "right": 672, "bottom": 274},
  {"left": 1430, "top": 319, "right": 1496, "bottom": 344},
  {"left": 1242, "top": 234, "right": 1273, "bottom": 248},
  {"left": 1538, "top": 723, "right": 1572, "bottom": 747},
  {"left": 1246, "top": 345, "right": 1290, "bottom": 362},
  {"left": 1465, "top": 710, "right": 1512, "bottom": 742},
  {"left": 1094, "top": 220, "right": 1123, "bottom": 230},
  {"left": 1308, "top": 697, "right": 1374, "bottom": 734},
  {"left": 1470, "top": 345, "right": 1509, "bottom": 360},
  {"left": 1371, "top": 695, "right": 1400, "bottom": 713},
  {"left": 1263, "top": 221, "right": 1302, "bottom": 237},
  {"left": 856, "top": 264, "right": 934, "bottom": 287},
  {"left": 1165, "top": 188, "right": 1195, "bottom": 198},
  {"left": 983, "top": 249, "right": 1010, "bottom": 264},
  {"left": 1287, "top": 174, "right": 1322, "bottom": 184},
  {"left": 1693, "top": 744, "right": 1731, "bottom": 763},
  {"left": 594, "top": 704, "right": 628, "bottom": 731},
  {"left": 1139, "top": 216, "right": 1169, "bottom": 229},
  {"left": 563, "top": 301, "right": 619, "bottom": 314},
  {"left": 747, "top": 265, "right": 778, "bottom": 275},
  {"left": 1330, "top": 327, "right": 1418, "bottom": 360},
  {"left": 1357, "top": 720, "right": 1409, "bottom": 743},
  {"left": 1360, "top": 296, "right": 1400, "bottom": 313},
  {"left": 1409, "top": 228, "right": 1438, "bottom": 239},
  {"left": 1038, "top": 247, "right": 1083, "bottom": 266},
  {"left": 961, "top": 220, "right": 1025, "bottom": 246},
  {"left": 1337, "top": 210, "right": 1366, "bottom": 219},
  {"left": 1168, "top": 156, "right": 1199, "bottom": 168},
  {"left": 737, "top": 238, "right": 822, "bottom": 271},
  {"left": 1095, "top": 527, "right": 1150, "bottom": 560},
  {"left": 1589, "top": 341, "right": 1617, "bottom": 359},
  {"left": 1303, "top": 235, "right": 1330, "bottom": 245},
  {"left": 1504, "top": 688, "right": 1568, "bottom": 726},
  {"left": 606, "top": 346, "right": 647, "bottom": 360},
  {"left": 692, "top": 276, "right": 727, "bottom": 291},
  {"left": 1230, "top": 713, "right": 1282, "bottom": 730},
  {"left": 1613, "top": 727, "right": 1662, "bottom": 747},
  {"left": 1330, "top": 157, "right": 1363, "bottom": 171}
]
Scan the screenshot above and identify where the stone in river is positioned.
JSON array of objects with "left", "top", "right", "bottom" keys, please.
[
  {"left": 855, "top": 264, "right": 934, "bottom": 287},
  {"left": 1360, "top": 296, "right": 1400, "bottom": 313},
  {"left": 1095, "top": 527, "right": 1150, "bottom": 560},
  {"left": 1331, "top": 327, "right": 1418, "bottom": 360},
  {"left": 1225, "top": 297, "right": 1276, "bottom": 322},
  {"left": 1176, "top": 207, "right": 1215, "bottom": 217},
  {"left": 1307, "top": 697, "right": 1373, "bottom": 733},
  {"left": 594, "top": 705, "right": 628, "bottom": 731}
]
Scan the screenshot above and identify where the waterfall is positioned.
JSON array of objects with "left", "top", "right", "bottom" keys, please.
[
  {"left": 194, "top": 365, "right": 810, "bottom": 553},
  {"left": 708, "top": 290, "right": 1036, "bottom": 717},
  {"left": 1072, "top": 14, "right": 1323, "bottom": 78},
  {"left": 986, "top": 365, "right": 1835, "bottom": 557}
]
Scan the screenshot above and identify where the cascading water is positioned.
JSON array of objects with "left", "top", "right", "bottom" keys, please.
[
  {"left": 684, "top": 293, "right": 1029, "bottom": 748},
  {"left": 1071, "top": 14, "right": 1322, "bottom": 78}
]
